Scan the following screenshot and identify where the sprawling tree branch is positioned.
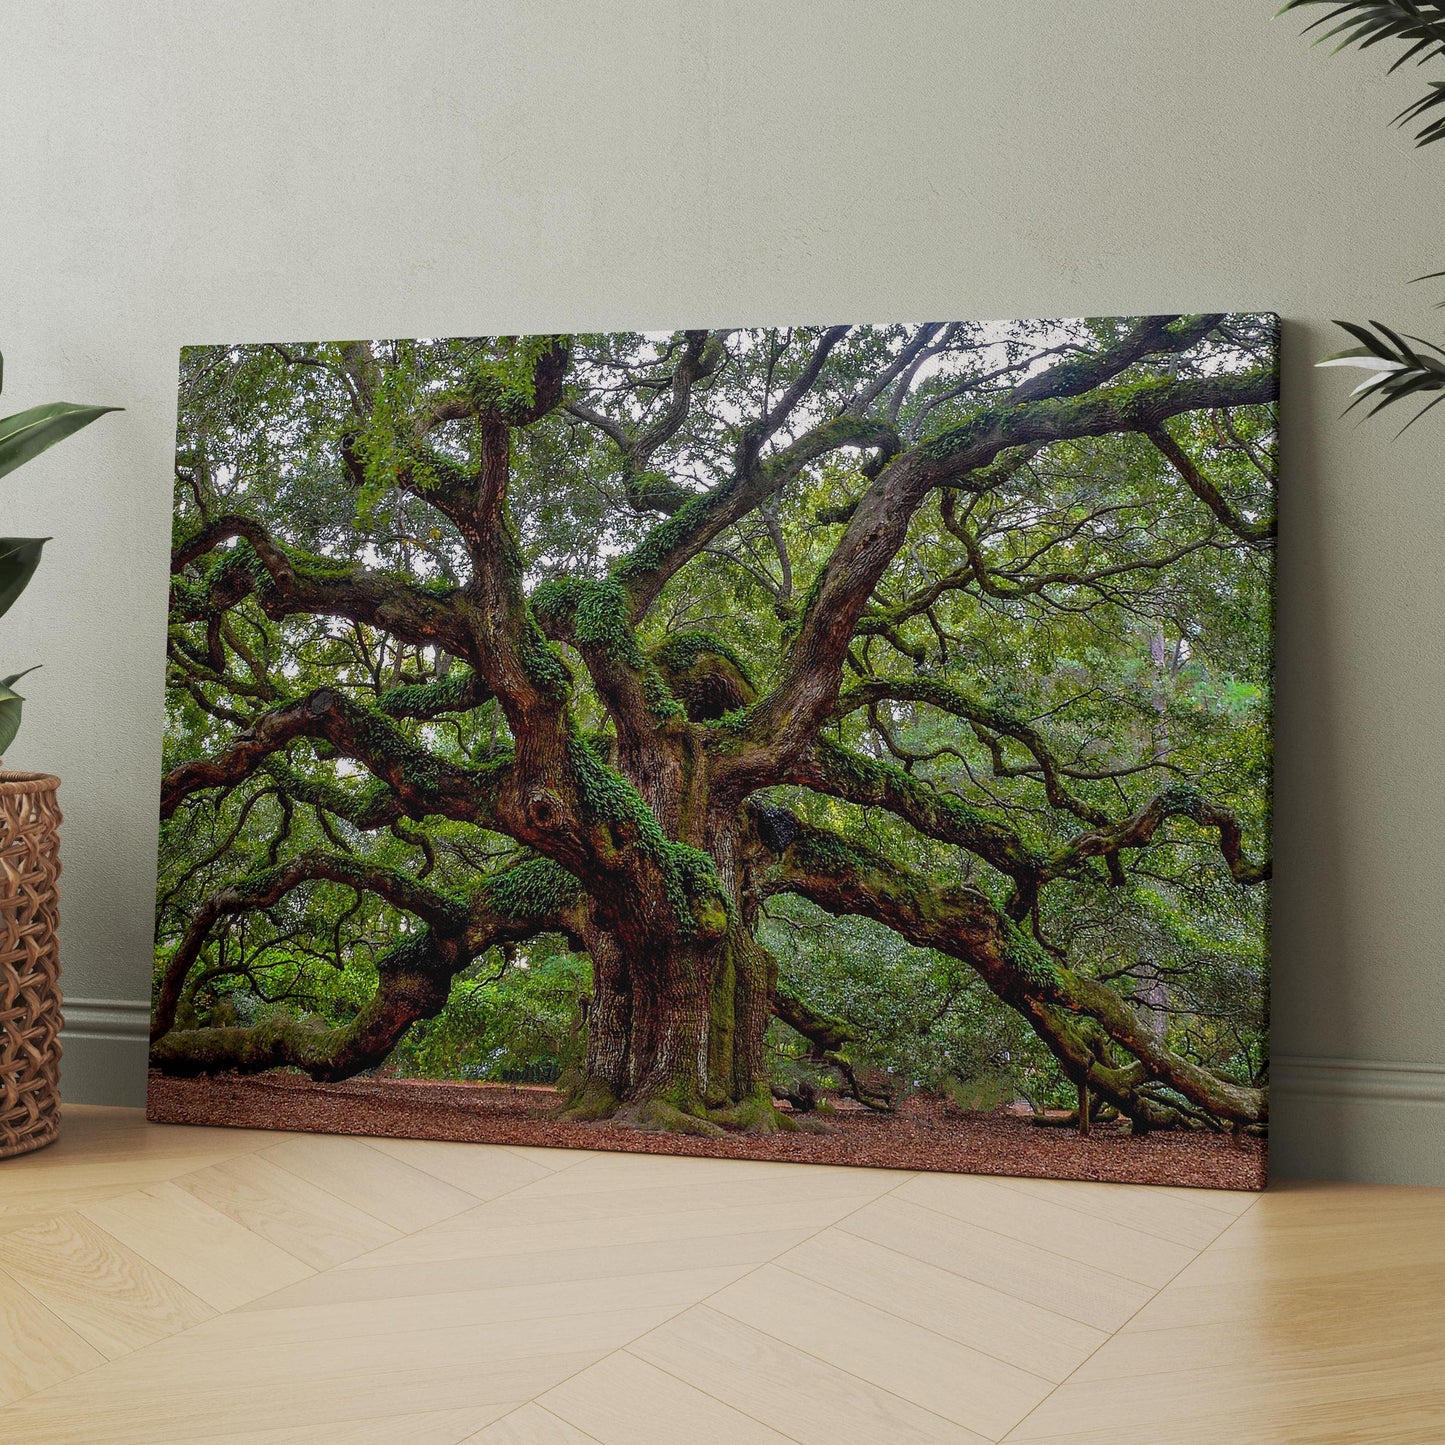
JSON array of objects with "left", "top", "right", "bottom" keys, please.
[
  {"left": 1146, "top": 425, "right": 1275, "bottom": 544},
  {"left": 160, "top": 686, "right": 512, "bottom": 826},
  {"left": 172, "top": 516, "right": 471, "bottom": 656},
  {"left": 151, "top": 853, "right": 585, "bottom": 1078},
  {"left": 757, "top": 322, "right": 1278, "bottom": 757},
  {"left": 753, "top": 810, "right": 1265, "bottom": 1127},
  {"left": 837, "top": 677, "right": 1112, "bottom": 827},
  {"left": 1046, "top": 785, "right": 1272, "bottom": 885},
  {"left": 792, "top": 736, "right": 1042, "bottom": 888},
  {"left": 614, "top": 412, "right": 898, "bottom": 617}
]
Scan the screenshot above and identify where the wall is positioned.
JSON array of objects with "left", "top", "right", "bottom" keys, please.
[{"left": 4, "top": 0, "right": 1442, "bottom": 1184}]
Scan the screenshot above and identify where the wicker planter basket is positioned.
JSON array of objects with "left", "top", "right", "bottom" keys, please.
[{"left": 0, "top": 771, "right": 62, "bottom": 1159}]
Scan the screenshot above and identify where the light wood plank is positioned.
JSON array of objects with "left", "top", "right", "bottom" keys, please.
[
  {"left": 0, "top": 1212, "right": 213, "bottom": 1357},
  {"left": 775, "top": 1226, "right": 1106, "bottom": 1382},
  {"left": 364, "top": 1138, "right": 553, "bottom": 1201},
  {"left": 633, "top": 1304, "right": 988, "bottom": 1444},
  {"left": 1124, "top": 1259, "right": 1445, "bottom": 1333},
  {"left": 494, "top": 1146, "right": 597, "bottom": 1173},
  {"left": 840, "top": 1194, "right": 1153, "bottom": 1331},
  {"left": 0, "top": 1355, "right": 579, "bottom": 1445},
  {"left": 340, "top": 1190, "right": 885, "bottom": 1270},
  {"left": 202, "top": 1265, "right": 749, "bottom": 1345},
  {"left": 1150, "top": 1182, "right": 1259, "bottom": 1215},
  {"left": 14, "top": 1108, "right": 1445, "bottom": 1445},
  {"left": 80, "top": 1182, "right": 314, "bottom": 1310},
  {"left": 896, "top": 1171, "right": 1197, "bottom": 1287},
  {"left": 511, "top": 1149, "right": 871, "bottom": 1197},
  {"left": 199, "top": 1406, "right": 512, "bottom": 1445},
  {"left": 261, "top": 1135, "right": 480, "bottom": 1231},
  {"left": 243, "top": 1228, "right": 813, "bottom": 1312},
  {"left": 1004, "top": 1354, "right": 1445, "bottom": 1441},
  {"left": 47, "top": 1306, "right": 681, "bottom": 1398},
  {"left": 541, "top": 1351, "right": 795, "bottom": 1445},
  {"left": 0, "top": 1265, "right": 105, "bottom": 1404},
  {"left": 0, "top": 1152, "right": 253, "bottom": 1205},
  {"left": 990, "top": 1173, "right": 1247, "bottom": 1250},
  {"left": 466, "top": 1403, "right": 601, "bottom": 1443},
  {"left": 174, "top": 1153, "right": 402, "bottom": 1270},
  {"left": 709, "top": 1264, "right": 1052, "bottom": 1439}
]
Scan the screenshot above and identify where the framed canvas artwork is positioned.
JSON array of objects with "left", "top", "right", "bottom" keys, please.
[{"left": 150, "top": 316, "right": 1276, "bottom": 1188}]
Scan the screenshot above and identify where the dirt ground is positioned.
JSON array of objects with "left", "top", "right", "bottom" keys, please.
[{"left": 146, "top": 1072, "right": 1266, "bottom": 1190}]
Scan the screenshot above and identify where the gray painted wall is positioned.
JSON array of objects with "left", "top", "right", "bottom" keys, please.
[{"left": 5, "top": 0, "right": 1442, "bottom": 1183}]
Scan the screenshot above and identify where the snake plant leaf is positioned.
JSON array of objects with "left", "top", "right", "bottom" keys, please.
[
  {"left": 0, "top": 538, "right": 47, "bottom": 621},
  {"left": 0, "top": 675, "right": 28, "bottom": 756},
  {"left": 0, "top": 402, "right": 121, "bottom": 484}
]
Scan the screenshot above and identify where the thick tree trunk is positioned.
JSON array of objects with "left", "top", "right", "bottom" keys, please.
[{"left": 558, "top": 809, "right": 792, "bottom": 1134}]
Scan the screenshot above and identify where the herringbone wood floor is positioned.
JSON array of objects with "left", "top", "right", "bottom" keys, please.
[{"left": 0, "top": 1107, "right": 1440, "bottom": 1443}]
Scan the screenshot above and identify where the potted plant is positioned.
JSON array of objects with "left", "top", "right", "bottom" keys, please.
[
  {"left": 0, "top": 350, "right": 117, "bottom": 1157},
  {"left": 1283, "top": 1, "right": 1445, "bottom": 424}
]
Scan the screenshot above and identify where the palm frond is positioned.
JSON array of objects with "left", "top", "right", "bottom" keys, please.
[
  {"left": 1318, "top": 318, "right": 1445, "bottom": 428},
  {"left": 1281, "top": 0, "right": 1445, "bottom": 141}
]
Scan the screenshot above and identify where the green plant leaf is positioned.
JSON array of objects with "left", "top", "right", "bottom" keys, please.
[
  {"left": 0, "top": 537, "right": 47, "bottom": 621},
  {"left": 0, "top": 677, "right": 25, "bottom": 756},
  {"left": 1280, "top": 1, "right": 1445, "bottom": 143},
  {"left": 0, "top": 401, "right": 121, "bottom": 484},
  {"left": 1317, "top": 318, "right": 1445, "bottom": 429}
]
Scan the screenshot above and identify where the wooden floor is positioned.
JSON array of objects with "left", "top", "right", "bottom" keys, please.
[{"left": 0, "top": 1110, "right": 1440, "bottom": 1443}]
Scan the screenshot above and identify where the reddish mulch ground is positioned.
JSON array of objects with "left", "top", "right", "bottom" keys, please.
[{"left": 146, "top": 1071, "right": 1266, "bottom": 1191}]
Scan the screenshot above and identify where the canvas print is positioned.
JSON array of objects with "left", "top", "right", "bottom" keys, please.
[{"left": 150, "top": 317, "right": 1276, "bottom": 1188}]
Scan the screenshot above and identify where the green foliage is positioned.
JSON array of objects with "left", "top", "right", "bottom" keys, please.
[
  {"left": 0, "top": 398, "right": 120, "bottom": 483},
  {"left": 0, "top": 350, "right": 118, "bottom": 752},
  {"left": 1282, "top": 0, "right": 1445, "bottom": 143},
  {"left": 650, "top": 630, "right": 755, "bottom": 689},
  {"left": 532, "top": 576, "right": 684, "bottom": 720},
  {"left": 763, "top": 900, "right": 1072, "bottom": 1109},
  {"left": 157, "top": 323, "right": 1271, "bottom": 1109},
  {"left": 1284, "top": 2, "right": 1445, "bottom": 421},
  {"left": 1318, "top": 318, "right": 1445, "bottom": 428},
  {"left": 483, "top": 857, "right": 582, "bottom": 920},
  {"left": 386, "top": 939, "right": 591, "bottom": 1083}
]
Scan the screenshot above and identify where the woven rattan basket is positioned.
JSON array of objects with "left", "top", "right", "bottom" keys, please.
[{"left": 0, "top": 771, "right": 62, "bottom": 1159}]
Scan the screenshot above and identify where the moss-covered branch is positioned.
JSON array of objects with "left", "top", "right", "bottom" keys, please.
[
  {"left": 172, "top": 515, "right": 471, "bottom": 657},
  {"left": 757, "top": 318, "right": 1279, "bottom": 760},
  {"left": 752, "top": 807, "right": 1266, "bottom": 1127},
  {"left": 1047, "top": 784, "right": 1271, "bottom": 885},
  {"left": 151, "top": 852, "right": 583, "bottom": 1077},
  {"left": 796, "top": 735, "right": 1044, "bottom": 886},
  {"left": 160, "top": 686, "right": 512, "bottom": 827}
]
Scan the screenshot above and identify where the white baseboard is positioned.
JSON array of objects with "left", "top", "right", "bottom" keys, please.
[
  {"left": 58, "top": 996, "right": 151, "bottom": 1107},
  {"left": 1271, "top": 1054, "right": 1445, "bottom": 1186},
  {"left": 60, "top": 996, "right": 151, "bottom": 1041},
  {"left": 49, "top": 1002, "right": 1445, "bottom": 1185},
  {"left": 1273, "top": 1054, "right": 1445, "bottom": 1106}
]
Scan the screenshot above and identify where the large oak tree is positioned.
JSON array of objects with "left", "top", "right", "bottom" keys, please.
[{"left": 154, "top": 317, "right": 1275, "bottom": 1136}]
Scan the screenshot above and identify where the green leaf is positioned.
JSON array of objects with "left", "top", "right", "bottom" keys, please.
[
  {"left": 0, "top": 677, "right": 25, "bottom": 756},
  {"left": 0, "top": 537, "right": 47, "bottom": 621},
  {"left": 0, "top": 401, "right": 121, "bottom": 484},
  {"left": 1280, "top": 2, "right": 1445, "bottom": 143},
  {"left": 1316, "top": 318, "right": 1445, "bottom": 430}
]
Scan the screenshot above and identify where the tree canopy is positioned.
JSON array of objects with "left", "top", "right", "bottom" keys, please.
[{"left": 153, "top": 317, "right": 1276, "bottom": 1138}]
